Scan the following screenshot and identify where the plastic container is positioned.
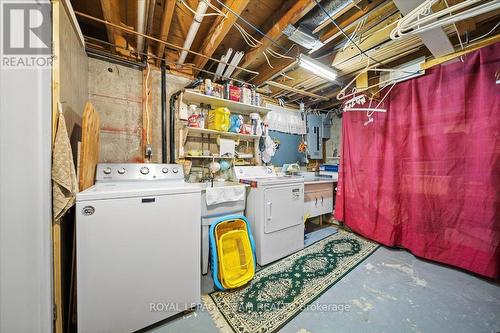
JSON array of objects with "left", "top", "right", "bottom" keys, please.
[
  {"left": 217, "top": 230, "right": 254, "bottom": 289},
  {"left": 208, "top": 107, "right": 230, "bottom": 132},
  {"left": 215, "top": 219, "right": 255, "bottom": 289},
  {"left": 209, "top": 215, "right": 256, "bottom": 290}
]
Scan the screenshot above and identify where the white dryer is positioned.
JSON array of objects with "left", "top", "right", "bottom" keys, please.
[
  {"left": 235, "top": 166, "right": 304, "bottom": 266},
  {"left": 76, "top": 163, "right": 201, "bottom": 333}
]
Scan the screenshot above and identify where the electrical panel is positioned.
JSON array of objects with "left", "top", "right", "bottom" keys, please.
[{"left": 306, "top": 114, "right": 323, "bottom": 159}]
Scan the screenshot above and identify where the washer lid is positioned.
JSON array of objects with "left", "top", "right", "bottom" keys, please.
[{"left": 77, "top": 181, "right": 201, "bottom": 201}]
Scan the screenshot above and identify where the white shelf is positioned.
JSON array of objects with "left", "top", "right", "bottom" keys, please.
[
  {"left": 182, "top": 90, "right": 271, "bottom": 115},
  {"left": 184, "top": 126, "right": 259, "bottom": 140},
  {"left": 184, "top": 155, "right": 253, "bottom": 159}
]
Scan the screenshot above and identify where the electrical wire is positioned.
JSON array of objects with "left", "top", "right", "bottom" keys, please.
[
  {"left": 234, "top": 22, "right": 262, "bottom": 48},
  {"left": 145, "top": 61, "right": 151, "bottom": 147},
  {"left": 179, "top": 0, "right": 225, "bottom": 17},
  {"left": 470, "top": 19, "right": 500, "bottom": 43},
  {"left": 263, "top": 51, "right": 274, "bottom": 68},
  {"left": 213, "top": 0, "right": 291, "bottom": 54},
  {"left": 312, "top": 0, "right": 385, "bottom": 68},
  {"left": 266, "top": 48, "right": 295, "bottom": 60}
]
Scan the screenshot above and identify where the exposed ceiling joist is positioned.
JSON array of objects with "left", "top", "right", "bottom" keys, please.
[
  {"left": 232, "top": 0, "right": 317, "bottom": 78},
  {"left": 330, "top": 12, "right": 401, "bottom": 67},
  {"left": 99, "top": 0, "right": 126, "bottom": 53},
  {"left": 266, "top": 80, "right": 329, "bottom": 100},
  {"left": 251, "top": 57, "right": 298, "bottom": 86},
  {"left": 156, "top": 0, "right": 176, "bottom": 65},
  {"left": 315, "top": 0, "right": 393, "bottom": 53},
  {"left": 192, "top": 0, "right": 251, "bottom": 73}
]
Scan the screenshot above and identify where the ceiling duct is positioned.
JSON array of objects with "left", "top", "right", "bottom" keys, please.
[
  {"left": 283, "top": 0, "right": 352, "bottom": 51},
  {"left": 300, "top": 0, "right": 353, "bottom": 32}
]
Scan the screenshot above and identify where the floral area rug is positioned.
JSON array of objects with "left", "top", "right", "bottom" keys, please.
[{"left": 203, "top": 230, "right": 379, "bottom": 333}]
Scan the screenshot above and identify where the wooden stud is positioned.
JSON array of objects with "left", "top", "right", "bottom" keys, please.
[
  {"left": 192, "top": 0, "right": 250, "bottom": 73},
  {"left": 51, "top": 3, "right": 63, "bottom": 333}
]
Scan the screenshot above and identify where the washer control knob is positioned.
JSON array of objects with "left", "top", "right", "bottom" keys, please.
[
  {"left": 172, "top": 167, "right": 179, "bottom": 174},
  {"left": 162, "top": 167, "right": 169, "bottom": 174},
  {"left": 103, "top": 167, "right": 112, "bottom": 175},
  {"left": 117, "top": 168, "right": 126, "bottom": 174},
  {"left": 140, "top": 167, "right": 150, "bottom": 175}
]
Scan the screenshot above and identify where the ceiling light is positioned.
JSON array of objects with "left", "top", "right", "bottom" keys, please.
[{"left": 298, "top": 54, "right": 337, "bottom": 82}]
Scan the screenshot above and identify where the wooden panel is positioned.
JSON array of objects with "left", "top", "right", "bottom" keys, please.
[{"left": 79, "top": 102, "right": 100, "bottom": 191}]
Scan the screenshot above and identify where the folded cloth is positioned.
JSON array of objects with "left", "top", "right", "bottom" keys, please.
[
  {"left": 52, "top": 109, "right": 78, "bottom": 221},
  {"left": 205, "top": 185, "right": 246, "bottom": 206}
]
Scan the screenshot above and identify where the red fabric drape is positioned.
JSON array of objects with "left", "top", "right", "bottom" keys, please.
[{"left": 335, "top": 43, "right": 500, "bottom": 278}]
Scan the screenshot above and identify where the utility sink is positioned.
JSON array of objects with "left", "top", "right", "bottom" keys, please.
[
  {"left": 193, "top": 181, "right": 249, "bottom": 275},
  {"left": 194, "top": 181, "right": 247, "bottom": 218}
]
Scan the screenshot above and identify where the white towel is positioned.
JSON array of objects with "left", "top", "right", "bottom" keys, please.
[
  {"left": 205, "top": 185, "right": 246, "bottom": 206},
  {"left": 52, "top": 109, "right": 78, "bottom": 221}
]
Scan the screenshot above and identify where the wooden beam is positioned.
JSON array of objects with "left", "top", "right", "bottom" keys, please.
[
  {"left": 100, "top": 0, "right": 127, "bottom": 53},
  {"left": 156, "top": 0, "right": 176, "bottom": 65},
  {"left": 192, "top": 0, "right": 250, "bottom": 73},
  {"left": 421, "top": 34, "right": 500, "bottom": 70},
  {"left": 266, "top": 80, "right": 329, "bottom": 101},
  {"left": 232, "top": 0, "right": 316, "bottom": 78}
]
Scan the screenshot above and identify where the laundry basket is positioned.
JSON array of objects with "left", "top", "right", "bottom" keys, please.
[{"left": 209, "top": 215, "right": 255, "bottom": 290}]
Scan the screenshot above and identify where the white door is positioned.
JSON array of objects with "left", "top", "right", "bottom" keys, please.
[
  {"left": 264, "top": 185, "right": 304, "bottom": 234},
  {"left": 77, "top": 192, "right": 200, "bottom": 333}
]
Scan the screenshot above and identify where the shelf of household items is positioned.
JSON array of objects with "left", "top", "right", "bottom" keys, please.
[
  {"left": 182, "top": 89, "right": 271, "bottom": 115},
  {"left": 184, "top": 126, "right": 260, "bottom": 140}
]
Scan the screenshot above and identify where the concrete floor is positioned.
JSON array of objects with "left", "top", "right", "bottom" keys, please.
[{"left": 151, "top": 227, "right": 500, "bottom": 333}]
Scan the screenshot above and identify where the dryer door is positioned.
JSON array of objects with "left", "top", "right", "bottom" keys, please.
[{"left": 264, "top": 184, "right": 304, "bottom": 233}]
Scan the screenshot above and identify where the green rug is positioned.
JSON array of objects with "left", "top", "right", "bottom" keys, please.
[{"left": 203, "top": 230, "right": 379, "bottom": 333}]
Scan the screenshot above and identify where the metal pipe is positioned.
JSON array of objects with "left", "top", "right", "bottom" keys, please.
[
  {"left": 169, "top": 91, "right": 181, "bottom": 163},
  {"left": 75, "top": 11, "right": 260, "bottom": 76},
  {"left": 178, "top": 1, "right": 209, "bottom": 64},
  {"left": 161, "top": 61, "right": 167, "bottom": 163},
  {"left": 137, "top": 0, "right": 147, "bottom": 54}
]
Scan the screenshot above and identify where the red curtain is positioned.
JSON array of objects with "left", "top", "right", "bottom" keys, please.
[{"left": 335, "top": 43, "right": 500, "bottom": 278}]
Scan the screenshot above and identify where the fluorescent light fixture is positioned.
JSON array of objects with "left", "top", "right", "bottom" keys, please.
[{"left": 298, "top": 54, "right": 337, "bottom": 82}]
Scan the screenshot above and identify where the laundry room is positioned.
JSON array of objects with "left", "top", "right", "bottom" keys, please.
[{"left": 0, "top": 0, "right": 499, "bottom": 332}]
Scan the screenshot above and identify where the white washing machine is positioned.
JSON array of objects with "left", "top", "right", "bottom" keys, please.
[
  {"left": 76, "top": 163, "right": 201, "bottom": 333},
  {"left": 235, "top": 166, "right": 304, "bottom": 266}
]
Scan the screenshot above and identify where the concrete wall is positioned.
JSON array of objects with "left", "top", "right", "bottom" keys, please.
[
  {"left": 88, "top": 58, "right": 190, "bottom": 163},
  {"left": 59, "top": 3, "right": 88, "bottom": 138}
]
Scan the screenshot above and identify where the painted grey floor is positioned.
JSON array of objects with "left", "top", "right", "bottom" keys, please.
[{"left": 151, "top": 227, "right": 500, "bottom": 333}]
